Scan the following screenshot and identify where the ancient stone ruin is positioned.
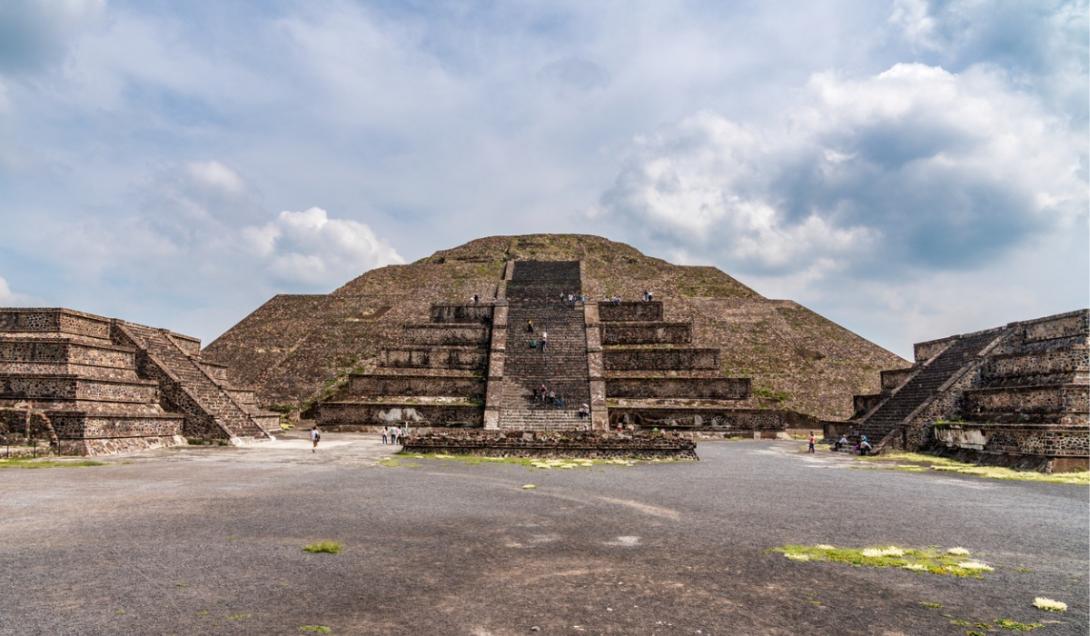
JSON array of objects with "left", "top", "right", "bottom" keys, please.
[
  {"left": 310, "top": 258, "right": 834, "bottom": 439},
  {"left": 0, "top": 308, "right": 279, "bottom": 456},
  {"left": 839, "top": 309, "right": 1089, "bottom": 471},
  {"left": 206, "top": 235, "right": 906, "bottom": 436}
]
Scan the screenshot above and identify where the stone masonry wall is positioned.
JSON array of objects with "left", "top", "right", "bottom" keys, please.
[
  {"left": 913, "top": 337, "right": 955, "bottom": 364},
  {"left": 403, "top": 429, "right": 697, "bottom": 460},
  {"left": 963, "top": 385, "right": 1088, "bottom": 424},
  {"left": 383, "top": 347, "right": 488, "bottom": 370},
  {"left": 934, "top": 424, "right": 1089, "bottom": 458},
  {"left": 430, "top": 304, "right": 494, "bottom": 324},
  {"left": 0, "top": 376, "right": 158, "bottom": 403},
  {"left": 319, "top": 402, "right": 483, "bottom": 428},
  {"left": 853, "top": 394, "right": 883, "bottom": 416},
  {"left": 600, "top": 322, "right": 692, "bottom": 345},
  {"left": 983, "top": 348, "right": 1087, "bottom": 386},
  {"left": 0, "top": 309, "right": 111, "bottom": 340},
  {"left": 608, "top": 407, "right": 812, "bottom": 433},
  {"left": 604, "top": 348, "right": 719, "bottom": 371},
  {"left": 598, "top": 302, "right": 664, "bottom": 322},
  {"left": 881, "top": 368, "right": 915, "bottom": 391},
  {"left": 1022, "top": 310, "right": 1088, "bottom": 342},
  {"left": 347, "top": 374, "right": 484, "bottom": 398},
  {"left": 606, "top": 377, "right": 749, "bottom": 399},
  {"left": 401, "top": 324, "right": 490, "bottom": 346}
]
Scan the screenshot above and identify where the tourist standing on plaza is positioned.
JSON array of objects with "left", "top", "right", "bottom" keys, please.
[
  {"left": 541, "top": 329, "right": 548, "bottom": 351},
  {"left": 381, "top": 426, "right": 389, "bottom": 445},
  {"left": 310, "top": 426, "right": 321, "bottom": 453},
  {"left": 807, "top": 431, "right": 816, "bottom": 453}
]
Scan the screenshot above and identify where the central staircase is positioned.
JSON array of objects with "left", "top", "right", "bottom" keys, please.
[{"left": 498, "top": 261, "right": 591, "bottom": 430}]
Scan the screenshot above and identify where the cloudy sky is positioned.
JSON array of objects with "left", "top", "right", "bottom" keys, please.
[{"left": 0, "top": 0, "right": 1086, "bottom": 358}]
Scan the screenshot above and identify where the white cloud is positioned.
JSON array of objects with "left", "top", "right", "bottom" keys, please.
[
  {"left": 186, "top": 161, "right": 245, "bottom": 196},
  {"left": 599, "top": 63, "right": 1086, "bottom": 278},
  {"left": 243, "top": 207, "right": 404, "bottom": 286},
  {"left": 888, "top": 0, "right": 939, "bottom": 50}
]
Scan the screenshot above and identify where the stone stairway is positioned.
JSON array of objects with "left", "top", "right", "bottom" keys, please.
[
  {"left": 499, "top": 261, "right": 591, "bottom": 430},
  {"left": 857, "top": 330, "right": 1000, "bottom": 444},
  {"left": 114, "top": 322, "right": 270, "bottom": 439}
]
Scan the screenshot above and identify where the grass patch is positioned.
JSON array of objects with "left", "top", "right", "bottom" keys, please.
[
  {"left": 0, "top": 458, "right": 105, "bottom": 469},
  {"left": 995, "top": 618, "right": 1043, "bottom": 631},
  {"left": 919, "top": 601, "right": 943, "bottom": 609},
  {"left": 299, "top": 626, "right": 332, "bottom": 634},
  {"left": 302, "top": 541, "right": 342, "bottom": 554},
  {"left": 773, "top": 544, "right": 995, "bottom": 578},
  {"left": 860, "top": 452, "right": 1090, "bottom": 485},
  {"left": 226, "top": 613, "right": 251, "bottom": 621}
]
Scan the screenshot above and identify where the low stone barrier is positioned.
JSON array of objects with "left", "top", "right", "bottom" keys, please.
[{"left": 402, "top": 429, "right": 698, "bottom": 460}]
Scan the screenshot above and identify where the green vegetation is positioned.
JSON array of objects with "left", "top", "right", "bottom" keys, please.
[
  {"left": 0, "top": 458, "right": 105, "bottom": 469},
  {"left": 226, "top": 613, "right": 251, "bottom": 621},
  {"left": 302, "top": 541, "right": 343, "bottom": 554},
  {"left": 752, "top": 387, "right": 791, "bottom": 403},
  {"left": 773, "top": 544, "right": 995, "bottom": 578},
  {"left": 919, "top": 602, "right": 943, "bottom": 609},
  {"left": 860, "top": 452, "right": 1090, "bottom": 485},
  {"left": 995, "top": 618, "right": 1043, "bottom": 631},
  {"left": 299, "top": 626, "right": 333, "bottom": 634}
]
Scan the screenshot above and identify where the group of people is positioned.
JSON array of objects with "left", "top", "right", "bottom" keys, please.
[
  {"left": 833, "top": 433, "right": 872, "bottom": 455},
  {"left": 526, "top": 320, "right": 549, "bottom": 351},
  {"left": 381, "top": 425, "right": 404, "bottom": 445},
  {"left": 641, "top": 290, "right": 654, "bottom": 302},
  {"left": 532, "top": 384, "right": 565, "bottom": 408},
  {"left": 559, "top": 292, "right": 588, "bottom": 306}
]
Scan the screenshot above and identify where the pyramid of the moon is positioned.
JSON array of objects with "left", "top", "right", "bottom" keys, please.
[{"left": 202, "top": 235, "right": 908, "bottom": 431}]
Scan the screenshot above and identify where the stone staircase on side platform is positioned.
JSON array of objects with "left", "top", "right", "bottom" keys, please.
[{"left": 113, "top": 322, "right": 271, "bottom": 440}]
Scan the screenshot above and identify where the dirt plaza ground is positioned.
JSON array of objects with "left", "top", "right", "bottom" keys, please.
[{"left": 1, "top": 434, "right": 1086, "bottom": 635}]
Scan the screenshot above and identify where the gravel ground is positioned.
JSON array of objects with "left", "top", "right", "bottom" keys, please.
[{"left": 0, "top": 435, "right": 1086, "bottom": 636}]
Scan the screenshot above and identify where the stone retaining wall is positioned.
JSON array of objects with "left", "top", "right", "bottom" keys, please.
[
  {"left": 347, "top": 374, "right": 484, "bottom": 398},
  {"left": 608, "top": 407, "right": 812, "bottom": 433},
  {"left": 402, "top": 324, "right": 490, "bottom": 346},
  {"left": 880, "top": 368, "right": 914, "bottom": 391},
  {"left": 606, "top": 377, "right": 749, "bottom": 399},
  {"left": 402, "top": 429, "right": 697, "bottom": 459},
  {"left": 0, "top": 376, "right": 159, "bottom": 402},
  {"left": 604, "top": 348, "right": 719, "bottom": 371},
  {"left": 598, "top": 302, "right": 663, "bottom": 322},
  {"left": 1022, "top": 310, "right": 1088, "bottom": 343},
  {"left": 963, "top": 384, "right": 1088, "bottom": 424},
  {"left": 983, "top": 349, "right": 1086, "bottom": 384},
  {"left": 430, "top": 304, "right": 494, "bottom": 324},
  {"left": 853, "top": 394, "right": 883, "bottom": 417},
  {"left": 932, "top": 423, "right": 1089, "bottom": 470},
  {"left": 600, "top": 322, "right": 692, "bottom": 345},
  {"left": 318, "top": 402, "right": 483, "bottom": 427},
  {"left": 383, "top": 347, "right": 488, "bottom": 370},
  {"left": 0, "top": 309, "right": 112, "bottom": 340}
]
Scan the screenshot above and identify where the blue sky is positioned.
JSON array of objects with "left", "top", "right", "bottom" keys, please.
[{"left": 0, "top": 0, "right": 1086, "bottom": 358}]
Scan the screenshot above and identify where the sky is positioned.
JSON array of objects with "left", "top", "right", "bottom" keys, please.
[{"left": 0, "top": 0, "right": 1086, "bottom": 359}]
